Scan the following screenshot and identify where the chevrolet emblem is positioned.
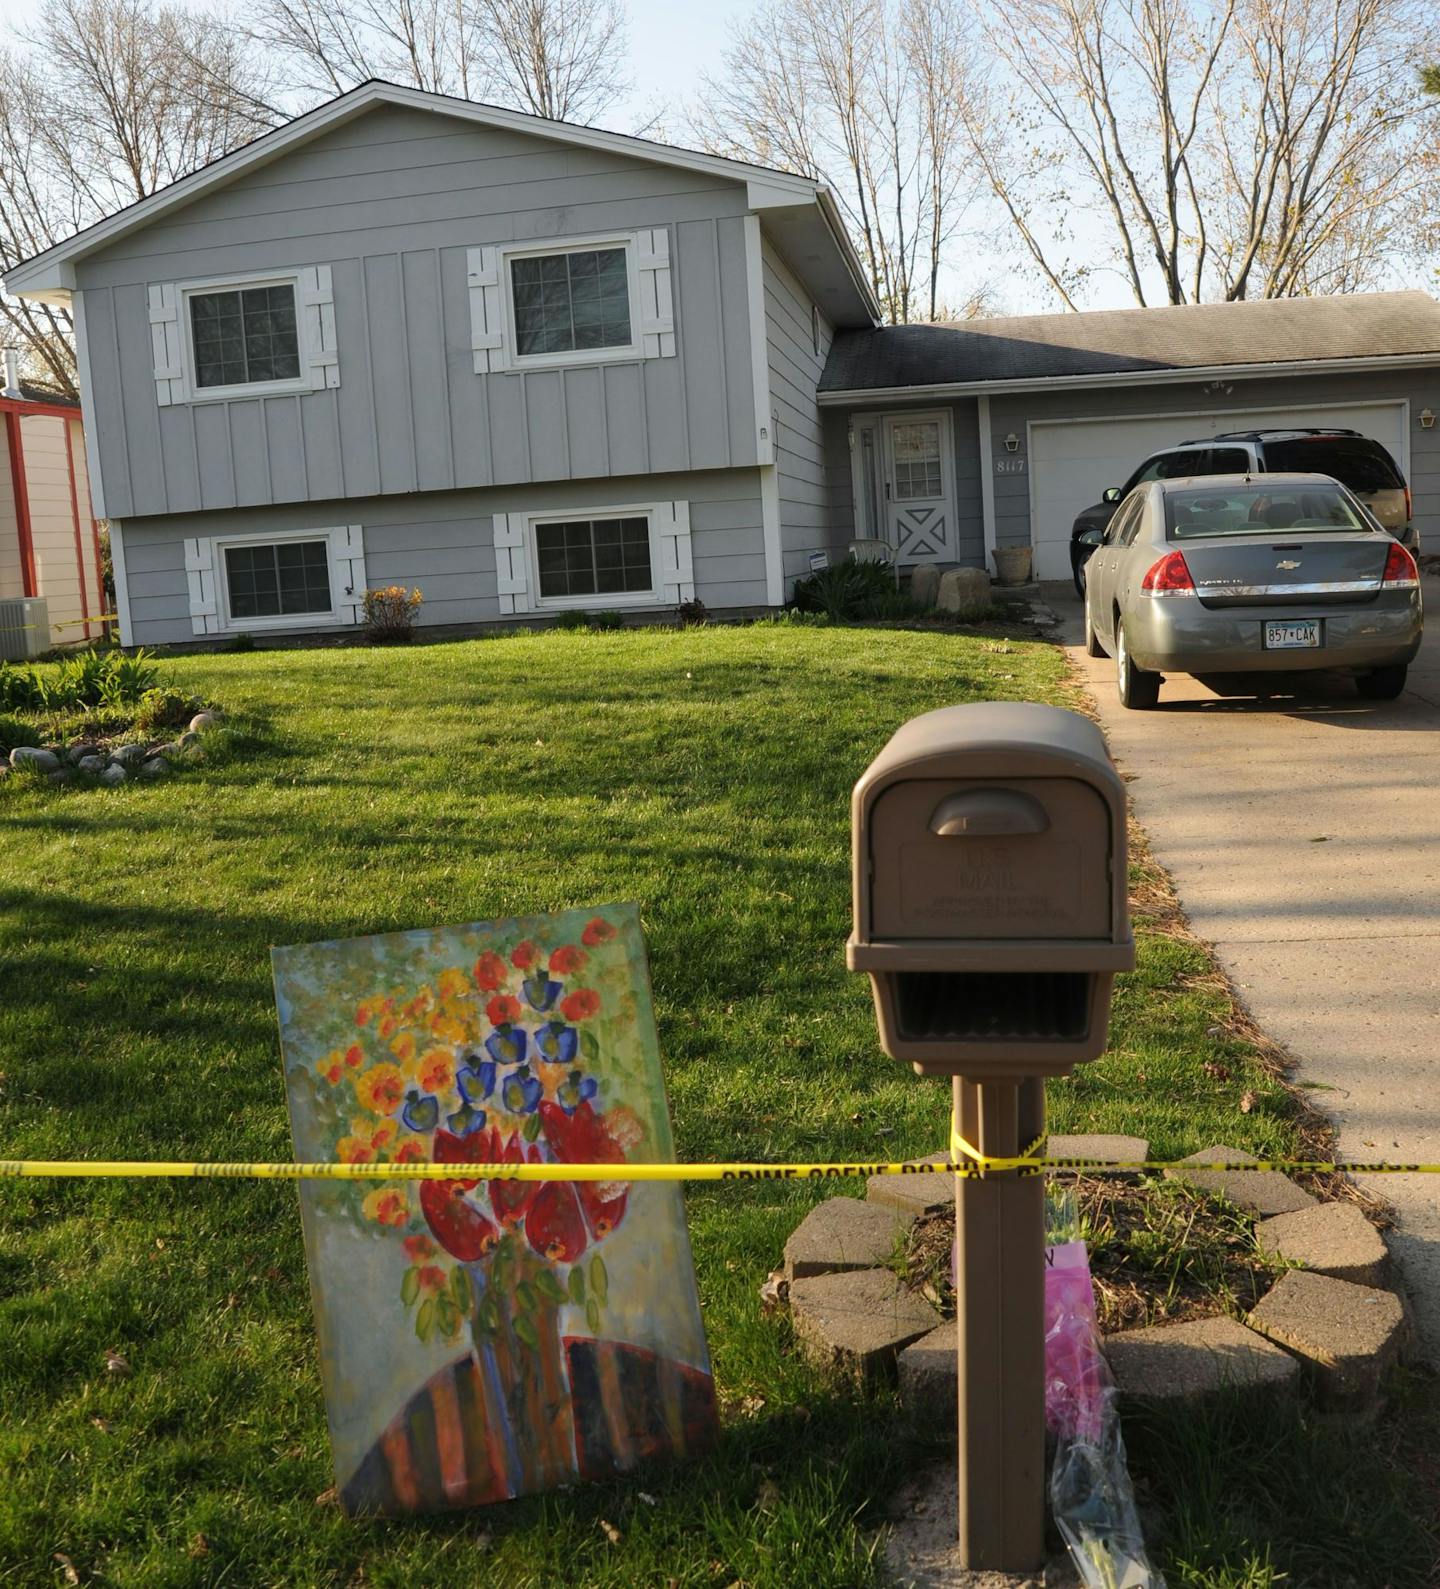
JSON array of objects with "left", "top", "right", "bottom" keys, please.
[{"left": 1276, "top": 559, "right": 1301, "bottom": 570}]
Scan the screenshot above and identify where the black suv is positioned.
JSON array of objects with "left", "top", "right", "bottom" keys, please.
[{"left": 1070, "top": 428, "right": 1414, "bottom": 593}]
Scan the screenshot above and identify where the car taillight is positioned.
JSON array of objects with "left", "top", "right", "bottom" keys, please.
[
  {"left": 1140, "top": 551, "right": 1195, "bottom": 595},
  {"left": 1382, "top": 542, "right": 1419, "bottom": 589}
]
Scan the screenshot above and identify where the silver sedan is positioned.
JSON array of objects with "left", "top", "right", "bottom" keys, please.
[{"left": 1083, "top": 474, "right": 1423, "bottom": 709}]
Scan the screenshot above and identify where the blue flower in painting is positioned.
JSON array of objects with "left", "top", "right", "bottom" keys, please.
[
  {"left": 522, "top": 975, "right": 562, "bottom": 1013},
  {"left": 535, "top": 1020, "right": 579, "bottom": 1065},
  {"left": 484, "top": 1026, "right": 528, "bottom": 1066},
  {"left": 400, "top": 1089, "right": 440, "bottom": 1134},
  {"left": 556, "top": 1069, "right": 598, "bottom": 1115},
  {"left": 447, "top": 1100, "right": 487, "bottom": 1137},
  {"left": 501, "top": 1064, "right": 543, "bottom": 1115},
  {"left": 457, "top": 1059, "right": 496, "bottom": 1104}
]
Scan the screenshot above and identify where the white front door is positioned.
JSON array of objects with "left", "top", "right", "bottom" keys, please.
[{"left": 881, "top": 411, "right": 957, "bottom": 563}]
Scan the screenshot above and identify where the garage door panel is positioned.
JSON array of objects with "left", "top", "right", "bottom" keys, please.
[{"left": 1029, "top": 402, "right": 1407, "bottom": 581}]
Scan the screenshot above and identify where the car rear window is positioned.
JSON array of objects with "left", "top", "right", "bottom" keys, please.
[
  {"left": 1165, "top": 485, "right": 1370, "bottom": 538},
  {"left": 1263, "top": 436, "right": 1403, "bottom": 491}
]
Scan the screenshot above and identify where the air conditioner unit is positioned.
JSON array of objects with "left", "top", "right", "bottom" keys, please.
[{"left": 0, "top": 597, "right": 49, "bottom": 661}]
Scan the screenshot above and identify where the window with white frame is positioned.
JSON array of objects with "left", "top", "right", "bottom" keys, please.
[
  {"left": 149, "top": 267, "right": 340, "bottom": 406},
  {"left": 492, "top": 501, "right": 693, "bottom": 614},
  {"left": 184, "top": 524, "right": 365, "bottom": 635},
  {"left": 467, "top": 231, "right": 675, "bottom": 373}
]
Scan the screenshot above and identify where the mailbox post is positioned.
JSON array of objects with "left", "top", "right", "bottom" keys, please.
[{"left": 847, "top": 702, "right": 1133, "bottom": 1571}]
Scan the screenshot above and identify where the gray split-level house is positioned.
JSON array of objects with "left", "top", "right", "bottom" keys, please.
[{"left": 6, "top": 80, "right": 1440, "bottom": 646}]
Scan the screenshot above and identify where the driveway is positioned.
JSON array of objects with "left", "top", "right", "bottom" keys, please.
[{"left": 1053, "top": 575, "right": 1440, "bottom": 1359}]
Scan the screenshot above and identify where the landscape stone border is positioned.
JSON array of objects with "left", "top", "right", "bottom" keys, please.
[
  {"left": 2, "top": 710, "right": 222, "bottom": 789},
  {"left": 779, "top": 1136, "right": 1410, "bottom": 1423}
]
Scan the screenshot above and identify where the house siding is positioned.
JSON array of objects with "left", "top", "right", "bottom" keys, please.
[
  {"left": 761, "top": 234, "right": 835, "bottom": 582},
  {"left": 74, "top": 103, "right": 763, "bottom": 523},
  {"left": 115, "top": 467, "right": 768, "bottom": 645}
]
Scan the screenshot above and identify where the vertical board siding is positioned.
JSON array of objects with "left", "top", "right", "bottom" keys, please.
[
  {"left": 760, "top": 234, "right": 835, "bottom": 581},
  {"left": 74, "top": 105, "right": 762, "bottom": 522},
  {"left": 115, "top": 467, "right": 768, "bottom": 644}
]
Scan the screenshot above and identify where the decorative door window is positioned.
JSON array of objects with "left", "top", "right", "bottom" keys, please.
[{"left": 891, "top": 420, "right": 944, "bottom": 499}]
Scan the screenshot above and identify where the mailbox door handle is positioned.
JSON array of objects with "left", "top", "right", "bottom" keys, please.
[{"left": 929, "top": 789, "right": 1050, "bottom": 837}]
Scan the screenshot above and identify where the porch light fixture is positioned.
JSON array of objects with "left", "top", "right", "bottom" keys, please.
[
  {"left": 1421, "top": 409, "right": 1436, "bottom": 430},
  {"left": 1004, "top": 432, "right": 1020, "bottom": 452}
]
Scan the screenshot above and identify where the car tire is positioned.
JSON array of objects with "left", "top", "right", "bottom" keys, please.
[
  {"left": 1115, "top": 618, "right": 1160, "bottom": 709},
  {"left": 1073, "top": 558, "right": 1087, "bottom": 600},
  {"left": 1084, "top": 605, "right": 1105, "bottom": 658},
  {"left": 1356, "top": 665, "right": 1407, "bottom": 701}
]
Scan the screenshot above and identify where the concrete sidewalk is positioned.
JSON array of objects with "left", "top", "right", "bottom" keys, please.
[{"left": 1053, "top": 576, "right": 1440, "bottom": 1360}]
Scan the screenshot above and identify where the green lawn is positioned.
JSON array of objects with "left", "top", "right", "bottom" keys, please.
[{"left": 0, "top": 622, "right": 1431, "bottom": 1587}]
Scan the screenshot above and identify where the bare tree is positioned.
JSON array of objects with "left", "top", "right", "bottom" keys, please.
[
  {"left": 0, "top": 0, "right": 276, "bottom": 392},
  {"left": 253, "top": 0, "right": 631, "bottom": 123},
  {"left": 966, "top": 0, "right": 1440, "bottom": 307},
  {"left": 693, "top": 0, "right": 986, "bottom": 323}
]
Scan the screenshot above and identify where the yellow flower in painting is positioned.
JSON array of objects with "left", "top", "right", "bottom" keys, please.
[
  {"left": 317, "top": 1051, "right": 345, "bottom": 1085},
  {"left": 378, "top": 1010, "right": 400, "bottom": 1039},
  {"left": 355, "top": 1063, "right": 406, "bottom": 1116},
  {"left": 362, "top": 1187, "right": 410, "bottom": 1228},
  {"left": 337, "top": 1116, "right": 397, "bottom": 1162},
  {"left": 356, "top": 995, "right": 391, "bottom": 1027},
  {"left": 429, "top": 1012, "right": 468, "bottom": 1044},
  {"left": 403, "top": 986, "right": 435, "bottom": 1021},
  {"left": 418, "top": 1047, "right": 456, "bottom": 1096},
  {"left": 437, "top": 967, "right": 470, "bottom": 999},
  {"left": 389, "top": 1031, "right": 417, "bottom": 1065},
  {"left": 393, "top": 1136, "right": 429, "bottom": 1164}
]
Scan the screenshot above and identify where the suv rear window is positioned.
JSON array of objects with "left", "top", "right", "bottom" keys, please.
[{"left": 1264, "top": 436, "right": 1403, "bottom": 492}]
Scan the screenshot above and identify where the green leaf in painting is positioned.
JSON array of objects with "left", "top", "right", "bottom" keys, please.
[
  {"left": 400, "top": 1267, "right": 420, "bottom": 1306},
  {"left": 580, "top": 1029, "right": 600, "bottom": 1063},
  {"left": 568, "top": 1266, "right": 586, "bottom": 1306},
  {"left": 476, "top": 1288, "right": 499, "bottom": 1336},
  {"left": 590, "top": 1254, "right": 609, "bottom": 1303},
  {"left": 516, "top": 1280, "right": 538, "bottom": 1312},
  {"left": 522, "top": 1110, "right": 543, "bottom": 1142},
  {"left": 436, "top": 1296, "right": 460, "bottom": 1338},
  {"left": 416, "top": 1298, "right": 436, "bottom": 1343},
  {"left": 533, "top": 1268, "right": 566, "bottom": 1306},
  {"left": 514, "top": 1312, "right": 540, "bottom": 1351},
  {"left": 450, "top": 1267, "right": 472, "bottom": 1313},
  {"left": 586, "top": 1297, "right": 601, "bottom": 1333}
]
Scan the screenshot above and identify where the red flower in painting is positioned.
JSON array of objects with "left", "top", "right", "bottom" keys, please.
[
  {"left": 559, "top": 988, "right": 601, "bottom": 1022},
  {"left": 419, "top": 1179, "right": 499, "bottom": 1262},
  {"left": 403, "top": 1233, "right": 437, "bottom": 1263},
  {"left": 548, "top": 944, "right": 587, "bottom": 976},
  {"left": 473, "top": 951, "right": 507, "bottom": 992},
  {"left": 486, "top": 994, "right": 523, "bottom": 1027},
  {"left": 416, "top": 1265, "right": 449, "bottom": 1296},
  {"left": 489, "top": 1130, "right": 543, "bottom": 1227},
  {"left": 510, "top": 940, "right": 539, "bottom": 971},
  {"left": 343, "top": 1044, "right": 364, "bottom": 1068},
  {"left": 581, "top": 917, "right": 616, "bottom": 947},
  {"left": 524, "top": 1181, "right": 588, "bottom": 1262},
  {"left": 538, "top": 1100, "right": 630, "bottom": 1243}
]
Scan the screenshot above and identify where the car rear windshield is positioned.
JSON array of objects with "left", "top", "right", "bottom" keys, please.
[
  {"left": 1263, "top": 436, "right": 1404, "bottom": 492},
  {"left": 1165, "top": 485, "right": 1370, "bottom": 538}
]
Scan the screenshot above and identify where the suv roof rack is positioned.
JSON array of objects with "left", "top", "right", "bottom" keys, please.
[{"left": 1204, "top": 427, "right": 1365, "bottom": 442}]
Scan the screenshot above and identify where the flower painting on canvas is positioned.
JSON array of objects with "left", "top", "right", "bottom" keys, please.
[{"left": 273, "top": 903, "right": 716, "bottom": 1514}]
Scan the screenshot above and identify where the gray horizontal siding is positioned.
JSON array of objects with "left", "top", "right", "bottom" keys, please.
[
  {"left": 762, "top": 234, "right": 837, "bottom": 582},
  {"left": 117, "top": 467, "right": 767, "bottom": 645},
  {"left": 76, "top": 102, "right": 761, "bottom": 521}
]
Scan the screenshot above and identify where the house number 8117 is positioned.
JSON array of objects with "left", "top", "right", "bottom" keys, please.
[{"left": 995, "top": 457, "right": 1026, "bottom": 474}]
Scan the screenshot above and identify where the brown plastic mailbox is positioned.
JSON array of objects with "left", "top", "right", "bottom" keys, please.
[{"left": 846, "top": 701, "right": 1134, "bottom": 1080}]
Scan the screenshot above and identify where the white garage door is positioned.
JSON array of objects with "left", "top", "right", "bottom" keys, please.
[{"left": 1028, "top": 401, "right": 1409, "bottom": 581}]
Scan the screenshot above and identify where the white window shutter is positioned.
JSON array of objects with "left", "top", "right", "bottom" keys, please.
[
  {"left": 656, "top": 500, "right": 694, "bottom": 604},
  {"left": 329, "top": 524, "right": 366, "bottom": 622},
  {"left": 468, "top": 247, "right": 507, "bottom": 374},
  {"left": 299, "top": 266, "right": 340, "bottom": 390},
  {"left": 493, "top": 512, "right": 530, "bottom": 613},
  {"left": 636, "top": 230, "right": 676, "bottom": 358},
  {"left": 148, "top": 284, "right": 186, "bottom": 406},
  {"left": 183, "top": 537, "right": 220, "bottom": 634}
]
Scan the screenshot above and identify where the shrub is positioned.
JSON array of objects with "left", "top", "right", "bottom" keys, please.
[
  {"left": 552, "top": 610, "right": 625, "bottom": 632},
  {"left": 0, "top": 712, "right": 28, "bottom": 751},
  {"left": 677, "top": 597, "right": 709, "bottom": 626},
  {"left": 362, "top": 585, "right": 423, "bottom": 643},
  {"left": 789, "top": 558, "right": 919, "bottom": 621},
  {"left": 0, "top": 649, "right": 159, "bottom": 713},
  {"left": 132, "top": 686, "right": 201, "bottom": 734}
]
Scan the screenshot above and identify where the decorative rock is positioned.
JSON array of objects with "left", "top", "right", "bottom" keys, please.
[
  {"left": 1164, "top": 1144, "right": 1317, "bottom": 1216},
  {"left": 1047, "top": 1134, "right": 1149, "bottom": 1172},
  {"left": 99, "top": 764, "right": 127, "bottom": 785},
  {"left": 112, "top": 743, "right": 148, "bottom": 767},
  {"left": 46, "top": 768, "right": 72, "bottom": 784},
  {"left": 908, "top": 563, "right": 942, "bottom": 610},
  {"left": 897, "top": 1320, "right": 957, "bottom": 1407},
  {"left": 10, "top": 747, "right": 60, "bottom": 772},
  {"left": 148, "top": 742, "right": 184, "bottom": 760},
  {"left": 138, "top": 757, "right": 170, "bottom": 778},
  {"left": 1104, "top": 1316, "right": 1299, "bottom": 1406},
  {"left": 76, "top": 756, "right": 106, "bottom": 775},
  {"left": 935, "top": 567, "right": 993, "bottom": 617},
  {"left": 189, "top": 711, "right": 220, "bottom": 733},
  {"left": 866, "top": 1153, "right": 954, "bottom": 1217},
  {"left": 783, "top": 1197, "right": 912, "bottom": 1282},
  {"left": 178, "top": 731, "right": 201, "bottom": 749},
  {"left": 789, "top": 1267, "right": 939, "bottom": 1380},
  {"left": 1255, "top": 1203, "right": 1389, "bottom": 1289},
  {"left": 1247, "top": 1270, "right": 1406, "bottom": 1408}
]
